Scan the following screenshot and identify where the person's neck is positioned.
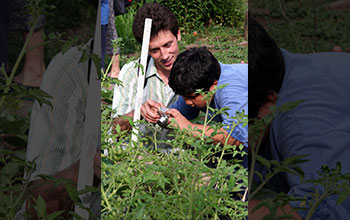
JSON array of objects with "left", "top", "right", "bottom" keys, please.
[{"left": 155, "top": 65, "right": 171, "bottom": 85}]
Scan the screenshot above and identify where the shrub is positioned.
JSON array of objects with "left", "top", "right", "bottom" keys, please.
[
  {"left": 115, "top": 6, "right": 140, "bottom": 55},
  {"left": 101, "top": 78, "right": 248, "bottom": 219},
  {"left": 209, "top": 0, "right": 247, "bottom": 28},
  {"left": 133, "top": 0, "right": 247, "bottom": 30}
]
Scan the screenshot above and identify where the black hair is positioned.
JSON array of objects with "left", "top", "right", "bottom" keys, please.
[
  {"left": 169, "top": 47, "right": 221, "bottom": 96},
  {"left": 132, "top": 3, "right": 179, "bottom": 44},
  {"left": 248, "top": 17, "right": 285, "bottom": 119}
]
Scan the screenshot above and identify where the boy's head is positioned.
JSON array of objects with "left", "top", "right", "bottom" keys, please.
[
  {"left": 248, "top": 18, "right": 285, "bottom": 119},
  {"left": 133, "top": 3, "right": 179, "bottom": 44},
  {"left": 133, "top": 3, "right": 181, "bottom": 73},
  {"left": 169, "top": 47, "right": 220, "bottom": 109}
]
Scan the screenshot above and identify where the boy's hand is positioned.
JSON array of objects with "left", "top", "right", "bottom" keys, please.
[
  {"left": 141, "top": 100, "right": 165, "bottom": 123},
  {"left": 166, "top": 108, "right": 192, "bottom": 130}
]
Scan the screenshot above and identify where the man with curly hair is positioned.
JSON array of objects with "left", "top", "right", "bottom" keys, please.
[{"left": 112, "top": 3, "right": 181, "bottom": 130}]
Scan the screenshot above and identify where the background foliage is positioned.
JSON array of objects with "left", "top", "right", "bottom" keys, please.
[
  {"left": 130, "top": 0, "right": 247, "bottom": 30},
  {"left": 249, "top": 0, "right": 350, "bottom": 53},
  {"left": 115, "top": 0, "right": 248, "bottom": 67}
]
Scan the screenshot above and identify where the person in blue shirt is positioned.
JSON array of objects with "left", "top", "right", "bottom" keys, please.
[
  {"left": 141, "top": 47, "right": 248, "bottom": 156},
  {"left": 248, "top": 18, "right": 350, "bottom": 220},
  {"left": 101, "top": 0, "right": 109, "bottom": 69}
]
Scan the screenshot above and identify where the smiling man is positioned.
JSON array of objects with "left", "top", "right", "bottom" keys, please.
[{"left": 112, "top": 3, "right": 180, "bottom": 128}]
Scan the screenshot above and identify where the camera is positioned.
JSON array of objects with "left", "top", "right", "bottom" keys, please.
[{"left": 157, "top": 107, "right": 170, "bottom": 128}]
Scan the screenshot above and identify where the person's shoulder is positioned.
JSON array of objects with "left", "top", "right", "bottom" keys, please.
[
  {"left": 219, "top": 63, "right": 247, "bottom": 81},
  {"left": 220, "top": 63, "right": 247, "bottom": 72},
  {"left": 118, "top": 60, "right": 139, "bottom": 80}
]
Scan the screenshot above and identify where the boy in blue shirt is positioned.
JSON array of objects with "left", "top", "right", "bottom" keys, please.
[
  {"left": 142, "top": 47, "right": 248, "bottom": 165},
  {"left": 248, "top": 18, "right": 350, "bottom": 220}
]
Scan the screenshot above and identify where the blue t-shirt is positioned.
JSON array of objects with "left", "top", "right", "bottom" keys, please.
[
  {"left": 171, "top": 63, "right": 248, "bottom": 146},
  {"left": 267, "top": 49, "right": 350, "bottom": 219},
  {"left": 101, "top": 0, "right": 109, "bottom": 25}
]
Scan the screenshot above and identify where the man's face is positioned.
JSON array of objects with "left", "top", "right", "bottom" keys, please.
[{"left": 148, "top": 30, "right": 181, "bottom": 73}]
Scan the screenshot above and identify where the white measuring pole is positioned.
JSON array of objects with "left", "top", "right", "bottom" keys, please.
[
  {"left": 131, "top": 18, "right": 152, "bottom": 143},
  {"left": 74, "top": 1, "right": 101, "bottom": 219}
]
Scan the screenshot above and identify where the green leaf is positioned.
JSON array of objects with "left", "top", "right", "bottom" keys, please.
[
  {"left": 61, "top": 37, "right": 79, "bottom": 54},
  {"left": 34, "top": 195, "right": 46, "bottom": 218},
  {"left": 46, "top": 210, "right": 64, "bottom": 220},
  {"left": 278, "top": 100, "right": 304, "bottom": 113},
  {"left": 256, "top": 154, "right": 271, "bottom": 169},
  {"left": 336, "top": 194, "right": 347, "bottom": 205}
]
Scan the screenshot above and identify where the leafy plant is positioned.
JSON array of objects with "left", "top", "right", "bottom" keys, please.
[
  {"left": 1, "top": 1, "right": 99, "bottom": 219},
  {"left": 115, "top": 5, "right": 140, "bottom": 55},
  {"left": 152, "top": 0, "right": 246, "bottom": 30},
  {"left": 101, "top": 73, "right": 248, "bottom": 219}
]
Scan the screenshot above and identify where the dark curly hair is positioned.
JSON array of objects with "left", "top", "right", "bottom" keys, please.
[
  {"left": 132, "top": 3, "right": 179, "bottom": 44},
  {"left": 169, "top": 47, "right": 221, "bottom": 97},
  {"left": 248, "top": 17, "right": 285, "bottom": 119}
]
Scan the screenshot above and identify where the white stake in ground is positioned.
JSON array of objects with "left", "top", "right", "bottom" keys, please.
[
  {"left": 131, "top": 18, "right": 152, "bottom": 143},
  {"left": 74, "top": 1, "right": 101, "bottom": 219}
]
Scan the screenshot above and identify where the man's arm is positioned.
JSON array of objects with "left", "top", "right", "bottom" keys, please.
[
  {"left": 111, "top": 61, "right": 140, "bottom": 132},
  {"left": 112, "top": 61, "right": 138, "bottom": 116}
]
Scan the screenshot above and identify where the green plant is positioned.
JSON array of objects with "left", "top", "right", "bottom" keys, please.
[
  {"left": 145, "top": 0, "right": 247, "bottom": 30},
  {"left": 101, "top": 74, "right": 248, "bottom": 219},
  {"left": 115, "top": 5, "right": 140, "bottom": 55},
  {"left": 1, "top": 1, "right": 99, "bottom": 218},
  {"left": 209, "top": 0, "right": 247, "bottom": 27}
]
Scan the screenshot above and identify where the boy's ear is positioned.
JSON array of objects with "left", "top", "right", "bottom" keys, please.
[
  {"left": 177, "top": 30, "right": 181, "bottom": 41},
  {"left": 258, "top": 91, "right": 277, "bottom": 118},
  {"left": 209, "top": 80, "right": 218, "bottom": 92}
]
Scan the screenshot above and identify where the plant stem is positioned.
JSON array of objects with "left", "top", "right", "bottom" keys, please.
[
  {"left": 217, "top": 116, "right": 240, "bottom": 168},
  {"left": 248, "top": 127, "right": 265, "bottom": 197},
  {"left": 0, "top": 16, "right": 39, "bottom": 109},
  {"left": 305, "top": 191, "right": 328, "bottom": 220},
  {"left": 250, "top": 172, "right": 275, "bottom": 199},
  {"left": 201, "top": 102, "right": 210, "bottom": 138},
  {"left": 101, "top": 183, "right": 114, "bottom": 215}
]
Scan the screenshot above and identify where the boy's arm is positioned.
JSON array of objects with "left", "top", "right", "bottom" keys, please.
[
  {"left": 249, "top": 199, "right": 303, "bottom": 220},
  {"left": 166, "top": 108, "right": 241, "bottom": 146}
]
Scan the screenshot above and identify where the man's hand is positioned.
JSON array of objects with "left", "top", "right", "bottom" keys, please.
[
  {"left": 26, "top": 177, "right": 76, "bottom": 219},
  {"left": 166, "top": 108, "right": 192, "bottom": 130},
  {"left": 141, "top": 100, "right": 165, "bottom": 123},
  {"left": 25, "top": 150, "right": 101, "bottom": 219},
  {"left": 112, "top": 111, "right": 134, "bottom": 132}
]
